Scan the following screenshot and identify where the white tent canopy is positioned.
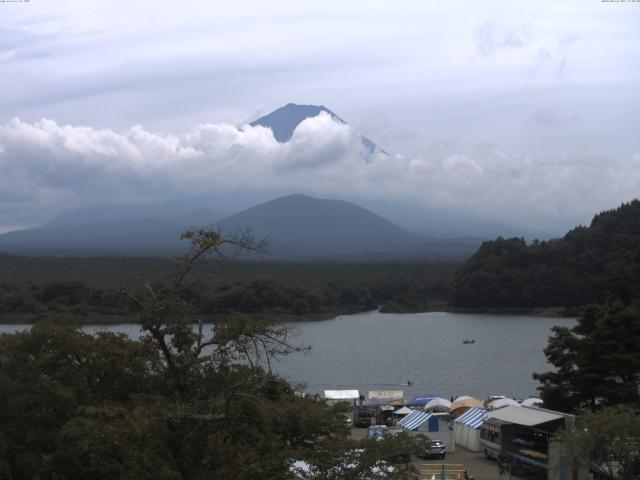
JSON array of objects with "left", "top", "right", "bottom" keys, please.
[
  {"left": 394, "top": 407, "right": 414, "bottom": 416},
  {"left": 488, "top": 398, "right": 521, "bottom": 410},
  {"left": 521, "top": 398, "right": 543, "bottom": 408},
  {"left": 324, "top": 390, "right": 360, "bottom": 400},
  {"left": 424, "top": 397, "right": 452, "bottom": 412}
]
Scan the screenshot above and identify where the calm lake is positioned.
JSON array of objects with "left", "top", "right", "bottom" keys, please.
[{"left": 0, "top": 311, "right": 575, "bottom": 400}]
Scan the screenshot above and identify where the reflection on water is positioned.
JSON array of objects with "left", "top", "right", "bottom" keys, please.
[{"left": 0, "top": 311, "right": 574, "bottom": 400}]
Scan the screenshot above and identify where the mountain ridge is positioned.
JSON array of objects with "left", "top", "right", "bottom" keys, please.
[
  {"left": 215, "top": 193, "right": 420, "bottom": 257},
  {"left": 0, "top": 193, "right": 479, "bottom": 259}
]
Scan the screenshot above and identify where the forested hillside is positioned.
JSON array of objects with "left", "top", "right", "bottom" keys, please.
[
  {"left": 0, "top": 255, "right": 456, "bottom": 323},
  {"left": 450, "top": 200, "right": 640, "bottom": 310}
]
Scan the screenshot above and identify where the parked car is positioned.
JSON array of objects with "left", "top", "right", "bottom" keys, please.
[{"left": 416, "top": 439, "right": 446, "bottom": 459}]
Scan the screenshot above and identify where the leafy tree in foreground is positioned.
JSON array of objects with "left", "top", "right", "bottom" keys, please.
[
  {"left": 0, "top": 323, "right": 161, "bottom": 479},
  {"left": 0, "top": 229, "right": 407, "bottom": 480},
  {"left": 555, "top": 407, "right": 640, "bottom": 480},
  {"left": 534, "top": 299, "right": 640, "bottom": 413}
]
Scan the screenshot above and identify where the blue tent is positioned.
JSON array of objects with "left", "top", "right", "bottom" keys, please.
[
  {"left": 398, "top": 411, "right": 442, "bottom": 432},
  {"left": 398, "top": 411, "right": 431, "bottom": 431},
  {"left": 455, "top": 407, "right": 487, "bottom": 429},
  {"left": 453, "top": 407, "right": 487, "bottom": 451},
  {"left": 405, "top": 395, "right": 437, "bottom": 407}
]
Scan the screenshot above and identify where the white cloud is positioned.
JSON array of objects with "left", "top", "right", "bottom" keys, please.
[
  {"left": 443, "top": 155, "right": 483, "bottom": 177},
  {"left": 1, "top": 114, "right": 639, "bottom": 233},
  {"left": 475, "top": 21, "right": 533, "bottom": 56}
]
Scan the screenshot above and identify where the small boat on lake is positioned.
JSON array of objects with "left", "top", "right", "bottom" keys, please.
[{"left": 463, "top": 339, "right": 476, "bottom": 344}]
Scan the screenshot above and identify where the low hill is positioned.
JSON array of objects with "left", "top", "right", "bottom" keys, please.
[
  {"left": 216, "top": 193, "right": 422, "bottom": 257},
  {"left": 449, "top": 200, "right": 640, "bottom": 310},
  {"left": 0, "top": 193, "right": 478, "bottom": 259},
  {"left": 217, "top": 193, "right": 479, "bottom": 259}
]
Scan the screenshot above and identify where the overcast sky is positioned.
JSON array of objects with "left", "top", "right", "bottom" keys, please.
[{"left": 0, "top": 0, "right": 639, "bottom": 233}]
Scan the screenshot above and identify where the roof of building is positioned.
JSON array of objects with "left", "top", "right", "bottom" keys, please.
[
  {"left": 487, "top": 406, "right": 563, "bottom": 426},
  {"left": 368, "top": 390, "right": 403, "bottom": 400},
  {"left": 483, "top": 417, "right": 513, "bottom": 426},
  {"left": 324, "top": 390, "right": 360, "bottom": 400}
]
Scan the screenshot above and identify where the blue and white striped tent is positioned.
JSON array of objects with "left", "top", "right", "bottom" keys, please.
[
  {"left": 398, "top": 410, "right": 431, "bottom": 431},
  {"left": 455, "top": 407, "right": 487, "bottom": 429},
  {"left": 453, "top": 407, "right": 487, "bottom": 452}
]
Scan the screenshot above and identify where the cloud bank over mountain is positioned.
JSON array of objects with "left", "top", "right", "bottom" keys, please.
[
  {"left": 1, "top": 112, "right": 638, "bottom": 234},
  {"left": 1, "top": 2, "right": 638, "bottom": 234}
]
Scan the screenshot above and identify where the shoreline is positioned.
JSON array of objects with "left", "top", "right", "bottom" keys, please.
[{"left": 0, "top": 304, "right": 580, "bottom": 325}]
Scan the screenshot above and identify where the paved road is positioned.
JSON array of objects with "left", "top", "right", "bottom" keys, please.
[
  {"left": 412, "top": 448, "right": 523, "bottom": 480},
  {"left": 350, "top": 427, "right": 528, "bottom": 480}
]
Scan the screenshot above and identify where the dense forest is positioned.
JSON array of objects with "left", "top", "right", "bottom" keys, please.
[
  {"left": 5, "top": 201, "right": 640, "bottom": 322},
  {"left": 450, "top": 200, "right": 640, "bottom": 310},
  {"left": 0, "top": 254, "right": 457, "bottom": 323}
]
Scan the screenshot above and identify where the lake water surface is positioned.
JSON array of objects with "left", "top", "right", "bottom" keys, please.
[{"left": 0, "top": 311, "right": 575, "bottom": 401}]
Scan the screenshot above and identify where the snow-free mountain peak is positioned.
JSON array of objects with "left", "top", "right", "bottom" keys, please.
[
  {"left": 250, "top": 104, "right": 345, "bottom": 142},
  {"left": 216, "top": 193, "right": 419, "bottom": 257},
  {"left": 250, "top": 103, "right": 387, "bottom": 155}
]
